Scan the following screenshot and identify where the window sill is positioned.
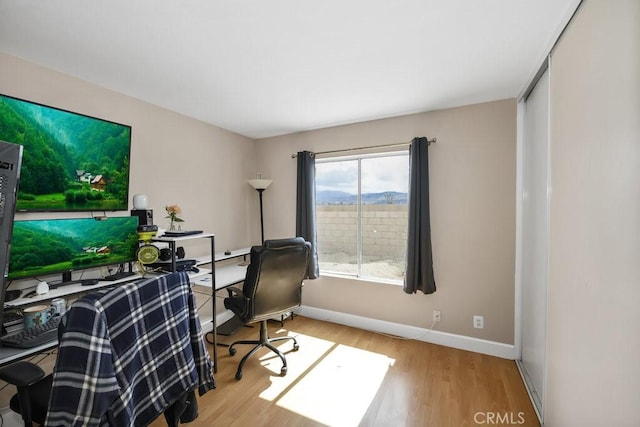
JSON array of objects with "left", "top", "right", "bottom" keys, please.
[{"left": 318, "top": 271, "right": 403, "bottom": 287}]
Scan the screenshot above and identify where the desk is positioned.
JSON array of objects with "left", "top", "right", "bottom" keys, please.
[
  {"left": 0, "top": 340, "right": 57, "bottom": 366},
  {"left": 0, "top": 274, "right": 148, "bottom": 366},
  {"left": 194, "top": 248, "right": 249, "bottom": 372},
  {"left": 0, "top": 271, "right": 209, "bottom": 367},
  {"left": 1, "top": 246, "right": 250, "bottom": 372}
]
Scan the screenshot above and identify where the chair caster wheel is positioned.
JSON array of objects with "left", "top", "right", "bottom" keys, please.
[
  {"left": 235, "top": 371, "right": 243, "bottom": 380},
  {"left": 280, "top": 366, "right": 287, "bottom": 376},
  {"left": 293, "top": 344, "right": 299, "bottom": 351},
  {"left": 229, "top": 347, "right": 236, "bottom": 356}
]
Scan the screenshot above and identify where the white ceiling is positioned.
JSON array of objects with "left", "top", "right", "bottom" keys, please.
[{"left": 0, "top": 1, "right": 577, "bottom": 139}]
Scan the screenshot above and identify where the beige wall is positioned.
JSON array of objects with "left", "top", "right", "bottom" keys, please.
[
  {"left": 545, "top": 0, "right": 640, "bottom": 425},
  {"left": 0, "top": 52, "right": 259, "bottom": 255},
  {"left": 256, "top": 99, "right": 517, "bottom": 344}
]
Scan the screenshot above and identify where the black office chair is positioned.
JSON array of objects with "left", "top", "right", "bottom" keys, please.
[
  {"left": 0, "top": 272, "right": 215, "bottom": 426},
  {"left": 224, "top": 237, "right": 311, "bottom": 380}
]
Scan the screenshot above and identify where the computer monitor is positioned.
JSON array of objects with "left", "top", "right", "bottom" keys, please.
[
  {"left": 0, "top": 93, "right": 132, "bottom": 212},
  {"left": 7, "top": 216, "right": 139, "bottom": 285}
]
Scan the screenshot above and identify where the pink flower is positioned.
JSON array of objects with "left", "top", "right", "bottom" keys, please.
[{"left": 165, "top": 205, "right": 184, "bottom": 223}]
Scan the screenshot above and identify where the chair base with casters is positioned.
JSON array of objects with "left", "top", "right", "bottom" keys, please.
[{"left": 228, "top": 319, "right": 299, "bottom": 380}]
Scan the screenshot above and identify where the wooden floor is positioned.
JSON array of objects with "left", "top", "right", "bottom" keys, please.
[{"left": 156, "top": 315, "right": 539, "bottom": 427}]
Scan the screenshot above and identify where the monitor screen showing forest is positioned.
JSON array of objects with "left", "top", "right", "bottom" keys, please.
[
  {"left": 0, "top": 94, "right": 131, "bottom": 212},
  {"left": 7, "top": 217, "right": 139, "bottom": 281}
]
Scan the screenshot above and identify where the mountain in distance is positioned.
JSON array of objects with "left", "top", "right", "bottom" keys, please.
[
  {"left": 317, "top": 190, "right": 407, "bottom": 205},
  {"left": 316, "top": 190, "right": 354, "bottom": 205}
]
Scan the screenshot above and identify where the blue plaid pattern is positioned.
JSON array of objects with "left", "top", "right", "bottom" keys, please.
[{"left": 44, "top": 272, "right": 215, "bottom": 426}]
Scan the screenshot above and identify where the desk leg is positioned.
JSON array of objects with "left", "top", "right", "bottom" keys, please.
[
  {"left": 213, "top": 290, "right": 217, "bottom": 373},
  {"left": 210, "top": 236, "right": 218, "bottom": 374}
]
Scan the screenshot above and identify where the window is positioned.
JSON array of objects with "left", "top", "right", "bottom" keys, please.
[{"left": 315, "top": 152, "right": 409, "bottom": 283}]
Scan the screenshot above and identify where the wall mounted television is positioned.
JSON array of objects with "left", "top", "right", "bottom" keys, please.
[
  {"left": 7, "top": 217, "right": 139, "bottom": 284},
  {"left": 0, "top": 94, "right": 131, "bottom": 212}
]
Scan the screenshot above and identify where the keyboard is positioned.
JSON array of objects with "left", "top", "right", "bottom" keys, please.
[{"left": 0, "top": 316, "right": 61, "bottom": 348}]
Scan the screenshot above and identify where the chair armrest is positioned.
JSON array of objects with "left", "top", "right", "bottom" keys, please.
[
  {"left": 225, "top": 286, "right": 246, "bottom": 298},
  {"left": 0, "top": 361, "right": 45, "bottom": 387}
]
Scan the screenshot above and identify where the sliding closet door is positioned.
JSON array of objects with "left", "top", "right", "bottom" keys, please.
[{"left": 518, "top": 67, "right": 549, "bottom": 419}]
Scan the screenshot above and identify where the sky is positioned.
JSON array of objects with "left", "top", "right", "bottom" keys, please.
[{"left": 316, "top": 154, "right": 409, "bottom": 194}]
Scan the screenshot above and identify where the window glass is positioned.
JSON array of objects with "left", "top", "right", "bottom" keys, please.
[
  {"left": 316, "top": 159, "right": 358, "bottom": 276},
  {"left": 316, "top": 152, "right": 409, "bottom": 283}
]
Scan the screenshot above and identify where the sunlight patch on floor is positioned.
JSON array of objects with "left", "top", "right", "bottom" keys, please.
[
  {"left": 258, "top": 330, "right": 395, "bottom": 427},
  {"left": 258, "top": 331, "right": 335, "bottom": 401}
]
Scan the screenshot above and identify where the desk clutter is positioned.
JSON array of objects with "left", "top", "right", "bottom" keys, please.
[
  {"left": 0, "top": 231, "right": 252, "bottom": 419},
  {"left": 147, "top": 258, "right": 199, "bottom": 273},
  {"left": 1, "top": 297, "right": 67, "bottom": 348},
  {"left": 1, "top": 315, "right": 61, "bottom": 349}
]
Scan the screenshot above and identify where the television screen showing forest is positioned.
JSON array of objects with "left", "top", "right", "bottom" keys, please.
[
  {"left": 7, "top": 217, "right": 139, "bottom": 280},
  {"left": 0, "top": 94, "right": 131, "bottom": 211}
]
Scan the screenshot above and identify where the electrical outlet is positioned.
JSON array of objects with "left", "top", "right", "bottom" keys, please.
[
  {"left": 433, "top": 310, "right": 441, "bottom": 323},
  {"left": 473, "top": 315, "right": 484, "bottom": 329}
]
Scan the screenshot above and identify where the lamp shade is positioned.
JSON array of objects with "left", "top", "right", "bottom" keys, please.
[{"left": 248, "top": 179, "right": 272, "bottom": 190}]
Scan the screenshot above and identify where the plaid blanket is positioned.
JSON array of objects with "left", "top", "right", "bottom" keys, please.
[{"left": 45, "top": 272, "right": 215, "bottom": 426}]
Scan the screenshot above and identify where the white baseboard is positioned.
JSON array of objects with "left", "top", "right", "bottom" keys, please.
[
  {"left": 515, "top": 359, "right": 543, "bottom": 424},
  {"left": 297, "top": 306, "right": 516, "bottom": 360}
]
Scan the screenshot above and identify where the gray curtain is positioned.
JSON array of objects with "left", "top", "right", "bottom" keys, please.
[
  {"left": 296, "top": 151, "right": 319, "bottom": 279},
  {"left": 404, "top": 137, "right": 436, "bottom": 294}
]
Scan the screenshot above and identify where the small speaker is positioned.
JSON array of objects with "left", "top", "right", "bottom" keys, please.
[
  {"left": 176, "top": 246, "right": 185, "bottom": 259},
  {"left": 159, "top": 246, "right": 186, "bottom": 261},
  {"left": 131, "top": 209, "right": 153, "bottom": 226},
  {"left": 159, "top": 248, "right": 172, "bottom": 261}
]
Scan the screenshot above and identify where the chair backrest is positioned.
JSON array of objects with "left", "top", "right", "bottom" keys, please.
[
  {"left": 242, "top": 237, "right": 311, "bottom": 322},
  {"left": 45, "top": 271, "right": 215, "bottom": 426}
]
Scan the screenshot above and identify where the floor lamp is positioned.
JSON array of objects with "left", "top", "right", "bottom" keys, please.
[
  {"left": 248, "top": 174, "right": 272, "bottom": 244},
  {"left": 218, "top": 175, "right": 273, "bottom": 336}
]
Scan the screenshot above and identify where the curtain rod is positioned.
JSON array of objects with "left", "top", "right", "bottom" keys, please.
[{"left": 290, "top": 137, "right": 436, "bottom": 158}]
